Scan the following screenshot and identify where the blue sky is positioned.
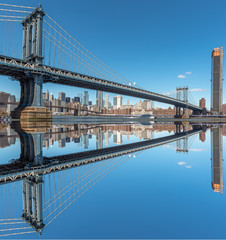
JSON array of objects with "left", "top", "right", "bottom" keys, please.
[{"left": 0, "top": 0, "right": 226, "bottom": 108}]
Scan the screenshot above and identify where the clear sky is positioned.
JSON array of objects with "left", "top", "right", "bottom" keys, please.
[{"left": 0, "top": 0, "right": 226, "bottom": 108}]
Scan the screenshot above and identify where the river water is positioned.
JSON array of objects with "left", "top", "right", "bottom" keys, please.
[{"left": 0, "top": 122, "right": 225, "bottom": 239}]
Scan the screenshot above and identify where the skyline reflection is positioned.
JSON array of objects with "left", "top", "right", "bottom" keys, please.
[{"left": 0, "top": 122, "right": 224, "bottom": 237}]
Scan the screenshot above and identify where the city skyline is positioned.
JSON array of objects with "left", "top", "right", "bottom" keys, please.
[{"left": 42, "top": 89, "right": 155, "bottom": 115}]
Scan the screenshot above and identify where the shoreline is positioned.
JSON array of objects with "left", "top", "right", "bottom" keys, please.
[{"left": 11, "top": 115, "right": 226, "bottom": 124}]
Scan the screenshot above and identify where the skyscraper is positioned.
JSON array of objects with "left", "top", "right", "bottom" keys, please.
[
  {"left": 105, "top": 93, "right": 109, "bottom": 109},
  {"left": 50, "top": 93, "right": 54, "bottom": 101},
  {"left": 113, "top": 95, "right": 123, "bottom": 109},
  {"left": 43, "top": 90, "right": 49, "bottom": 102},
  {"left": 83, "top": 91, "right": 89, "bottom": 106},
  {"left": 113, "top": 96, "right": 117, "bottom": 108},
  {"left": 78, "top": 93, "right": 83, "bottom": 105},
  {"left": 96, "top": 91, "right": 103, "bottom": 109},
  {"left": 74, "top": 97, "right": 80, "bottom": 103},
  {"left": 117, "top": 95, "right": 122, "bottom": 109},
  {"left": 58, "top": 92, "right": 66, "bottom": 101},
  {"left": 211, "top": 47, "right": 223, "bottom": 114}
]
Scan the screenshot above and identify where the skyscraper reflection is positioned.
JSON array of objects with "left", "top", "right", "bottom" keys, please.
[{"left": 211, "top": 126, "right": 223, "bottom": 193}]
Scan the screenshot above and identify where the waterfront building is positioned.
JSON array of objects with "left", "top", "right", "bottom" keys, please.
[
  {"left": 199, "top": 98, "right": 206, "bottom": 109},
  {"left": 211, "top": 47, "right": 223, "bottom": 114}
]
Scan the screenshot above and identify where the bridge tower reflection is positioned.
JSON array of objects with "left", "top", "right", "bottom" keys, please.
[
  {"left": 22, "top": 175, "right": 44, "bottom": 234},
  {"left": 211, "top": 126, "right": 223, "bottom": 193}
]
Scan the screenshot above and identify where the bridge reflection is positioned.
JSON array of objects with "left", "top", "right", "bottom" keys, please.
[{"left": 0, "top": 122, "right": 222, "bottom": 237}]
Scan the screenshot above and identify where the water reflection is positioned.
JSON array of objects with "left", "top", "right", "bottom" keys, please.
[{"left": 0, "top": 122, "right": 224, "bottom": 237}]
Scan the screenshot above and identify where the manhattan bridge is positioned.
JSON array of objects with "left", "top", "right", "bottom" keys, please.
[{"left": 0, "top": 3, "right": 202, "bottom": 120}]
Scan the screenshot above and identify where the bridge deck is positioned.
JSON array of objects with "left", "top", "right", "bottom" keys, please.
[{"left": 0, "top": 55, "right": 202, "bottom": 111}]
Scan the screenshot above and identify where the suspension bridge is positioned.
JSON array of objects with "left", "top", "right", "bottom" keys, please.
[{"left": 0, "top": 3, "right": 203, "bottom": 120}]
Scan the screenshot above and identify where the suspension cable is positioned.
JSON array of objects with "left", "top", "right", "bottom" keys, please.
[
  {"left": 0, "top": 8, "right": 31, "bottom": 13},
  {"left": 0, "top": 221, "right": 26, "bottom": 225},
  {"left": 44, "top": 20, "right": 128, "bottom": 84},
  {"left": 45, "top": 156, "right": 130, "bottom": 227},
  {"left": 0, "top": 218, "right": 21, "bottom": 221},
  {"left": 43, "top": 34, "right": 109, "bottom": 80},
  {"left": 0, "top": 19, "right": 21, "bottom": 22},
  {"left": 0, "top": 226, "right": 32, "bottom": 232},
  {"left": 44, "top": 157, "right": 125, "bottom": 221},
  {"left": 43, "top": 159, "right": 107, "bottom": 207},
  {"left": 43, "top": 157, "right": 116, "bottom": 212},
  {"left": 0, "top": 231, "right": 35, "bottom": 237},
  {"left": 0, "top": 3, "right": 35, "bottom": 9},
  {"left": 43, "top": 29, "right": 113, "bottom": 81},
  {"left": 0, "top": 15, "right": 24, "bottom": 18}
]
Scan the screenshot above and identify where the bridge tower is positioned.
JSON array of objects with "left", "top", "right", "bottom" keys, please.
[
  {"left": 176, "top": 137, "right": 188, "bottom": 153},
  {"left": 22, "top": 175, "right": 44, "bottom": 234},
  {"left": 11, "top": 5, "right": 51, "bottom": 120},
  {"left": 175, "top": 87, "right": 188, "bottom": 117},
  {"left": 211, "top": 47, "right": 223, "bottom": 115}
]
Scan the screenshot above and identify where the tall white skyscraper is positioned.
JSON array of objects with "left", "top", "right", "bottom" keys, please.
[
  {"left": 105, "top": 93, "right": 109, "bottom": 109},
  {"left": 116, "top": 95, "right": 122, "bottom": 109}
]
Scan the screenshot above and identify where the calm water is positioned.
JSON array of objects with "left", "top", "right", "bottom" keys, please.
[{"left": 0, "top": 122, "right": 225, "bottom": 239}]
